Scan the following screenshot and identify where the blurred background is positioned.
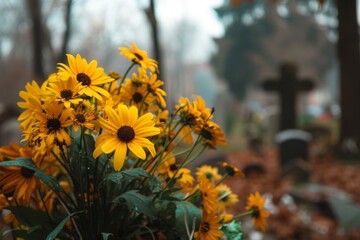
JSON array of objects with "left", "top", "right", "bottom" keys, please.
[{"left": 1, "top": 0, "right": 360, "bottom": 239}]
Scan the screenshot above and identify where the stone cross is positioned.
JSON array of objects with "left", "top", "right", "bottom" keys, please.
[
  {"left": 263, "top": 63, "right": 315, "bottom": 178},
  {"left": 262, "top": 63, "right": 314, "bottom": 131}
]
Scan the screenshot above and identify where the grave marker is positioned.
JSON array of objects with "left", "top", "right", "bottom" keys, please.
[
  {"left": 262, "top": 63, "right": 314, "bottom": 131},
  {"left": 262, "top": 63, "right": 315, "bottom": 177}
]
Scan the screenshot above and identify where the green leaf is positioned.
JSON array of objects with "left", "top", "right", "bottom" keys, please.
[
  {"left": 69, "top": 132, "right": 96, "bottom": 170},
  {"left": 5, "top": 206, "right": 50, "bottom": 227},
  {"left": 46, "top": 210, "right": 85, "bottom": 240},
  {"left": 113, "top": 190, "right": 157, "bottom": 218},
  {"left": 105, "top": 168, "right": 149, "bottom": 184},
  {"left": 0, "top": 158, "right": 62, "bottom": 192},
  {"left": 175, "top": 201, "right": 202, "bottom": 240},
  {"left": 101, "top": 232, "right": 114, "bottom": 240},
  {"left": 221, "top": 220, "right": 243, "bottom": 240},
  {"left": 149, "top": 175, "right": 162, "bottom": 194},
  {"left": 154, "top": 201, "right": 178, "bottom": 239},
  {"left": 160, "top": 187, "right": 183, "bottom": 201}
]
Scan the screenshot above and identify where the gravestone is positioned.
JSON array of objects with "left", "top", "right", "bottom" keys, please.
[
  {"left": 275, "top": 129, "right": 312, "bottom": 178},
  {"left": 262, "top": 63, "right": 315, "bottom": 179}
]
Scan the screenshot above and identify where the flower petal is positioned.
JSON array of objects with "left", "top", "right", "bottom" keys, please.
[
  {"left": 128, "top": 142, "right": 146, "bottom": 159},
  {"left": 113, "top": 143, "right": 127, "bottom": 171}
]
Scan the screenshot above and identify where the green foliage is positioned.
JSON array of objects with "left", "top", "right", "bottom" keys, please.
[
  {"left": 221, "top": 220, "right": 243, "bottom": 240},
  {"left": 105, "top": 168, "right": 149, "bottom": 184},
  {"left": 46, "top": 211, "right": 85, "bottom": 240},
  {"left": 113, "top": 190, "right": 157, "bottom": 218},
  {"left": 175, "top": 201, "right": 202, "bottom": 240}
]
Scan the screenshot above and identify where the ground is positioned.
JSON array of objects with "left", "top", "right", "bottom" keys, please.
[{"left": 223, "top": 142, "right": 360, "bottom": 240}]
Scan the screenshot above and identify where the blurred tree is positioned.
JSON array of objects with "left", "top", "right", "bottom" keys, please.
[
  {"left": 214, "top": 0, "right": 360, "bottom": 153},
  {"left": 334, "top": 0, "right": 360, "bottom": 154},
  {"left": 25, "top": 0, "right": 74, "bottom": 80},
  {"left": 212, "top": 4, "right": 275, "bottom": 99},
  {"left": 213, "top": 1, "right": 332, "bottom": 99},
  {"left": 146, "top": 0, "right": 162, "bottom": 80},
  {"left": 58, "top": 0, "right": 73, "bottom": 63},
  {"left": 25, "top": 0, "right": 45, "bottom": 80}
]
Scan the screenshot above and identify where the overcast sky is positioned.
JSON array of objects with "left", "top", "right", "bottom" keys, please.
[{"left": 80, "top": 0, "right": 225, "bottom": 63}]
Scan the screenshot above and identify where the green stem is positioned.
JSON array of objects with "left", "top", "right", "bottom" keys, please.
[
  {"left": 37, "top": 187, "right": 52, "bottom": 220},
  {"left": 233, "top": 210, "right": 253, "bottom": 219},
  {"left": 144, "top": 122, "right": 184, "bottom": 172},
  {"left": 94, "top": 152, "right": 114, "bottom": 189},
  {"left": 138, "top": 91, "right": 151, "bottom": 113},
  {"left": 117, "top": 62, "right": 136, "bottom": 94},
  {"left": 215, "top": 173, "right": 229, "bottom": 186}
]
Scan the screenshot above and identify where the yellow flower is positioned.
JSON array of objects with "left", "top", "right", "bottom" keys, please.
[
  {"left": 0, "top": 165, "right": 40, "bottom": 203},
  {"left": 194, "top": 211, "right": 224, "bottom": 240},
  {"left": 119, "top": 42, "right": 158, "bottom": 72},
  {"left": 0, "top": 143, "right": 42, "bottom": 165},
  {"left": 156, "top": 152, "right": 177, "bottom": 177},
  {"left": 194, "top": 95, "right": 212, "bottom": 122},
  {"left": 220, "top": 162, "right": 244, "bottom": 177},
  {"left": 175, "top": 97, "right": 202, "bottom": 144},
  {"left": 216, "top": 184, "right": 239, "bottom": 211},
  {"left": 93, "top": 105, "right": 160, "bottom": 171},
  {"left": 34, "top": 102, "right": 73, "bottom": 147},
  {"left": 245, "top": 192, "right": 269, "bottom": 232},
  {"left": 108, "top": 71, "right": 122, "bottom": 80},
  {"left": 57, "top": 54, "right": 114, "bottom": 100},
  {"left": 120, "top": 78, "right": 154, "bottom": 109},
  {"left": 145, "top": 71, "right": 167, "bottom": 108},
  {"left": 155, "top": 109, "right": 169, "bottom": 133},
  {"left": 196, "top": 121, "right": 227, "bottom": 149},
  {"left": 198, "top": 177, "right": 219, "bottom": 213},
  {"left": 196, "top": 165, "right": 222, "bottom": 183},
  {"left": 17, "top": 80, "right": 47, "bottom": 129},
  {"left": 48, "top": 76, "right": 83, "bottom": 108},
  {"left": 157, "top": 153, "right": 194, "bottom": 191},
  {"left": 71, "top": 104, "right": 98, "bottom": 132}
]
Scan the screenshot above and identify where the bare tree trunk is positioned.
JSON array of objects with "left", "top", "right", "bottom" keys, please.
[
  {"left": 146, "top": 0, "right": 163, "bottom": 80},
  {"left": 336, "top": 0, "right": 360, "bottom": 156},
  {"left": 59, "top": 0, "right": 73, "bottom": 63},
  {"left": 26, "top": 0, "right": 45, "bottom": 81}
]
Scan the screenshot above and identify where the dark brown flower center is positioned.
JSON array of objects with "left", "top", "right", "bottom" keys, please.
[
  {"left": 252, "top": 207, "right": 260, "bottom": 218},
  {"left": 201, "top": 222, "right": 210, "bottom": 233},
  {"left": 134, "top": 53, "right": 143, "bottom": 61},
  {"left": 75, "top": 114, "right": 86, "bottom": 123},
  {"left": 117, "top": 126, "right": 135, "bottom": 143},
  {"left": 76, "top": 73, "right": 91, "bottom": 86},
  {"left": 200, "top": 129, "right": 213, "bottom": 140},
  {"left": 47, "top": 118, "right": 61, "bottom": 132},
  {"left": 21, "top": 167, "right": 35, "bottom": 178},
  {"left": 60, "top": 89, "right": 73, "bottom": 100},
  {"left": 226, "top": 166, "right": 236, "bottom": 176},
  {"left": 169, "top": 164, "right": 178, "bottom": 172},
  {"left": 132, "top": 92, "right": 143, "bottom": 103}
]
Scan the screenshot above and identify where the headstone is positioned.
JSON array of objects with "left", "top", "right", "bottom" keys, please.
[{"left": 275, "top": 129, "right": 312, "bottom": 178}]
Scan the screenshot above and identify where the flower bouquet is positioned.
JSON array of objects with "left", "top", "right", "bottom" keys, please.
[{"left": 0, "top": 43, "right": 268, "bottom": 239}]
